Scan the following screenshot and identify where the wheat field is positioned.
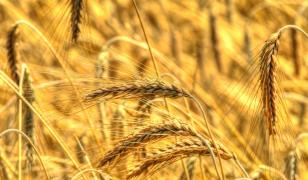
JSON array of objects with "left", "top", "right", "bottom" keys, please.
[{"left": 0, "top": 0, "right": 307, "bottom": 179}]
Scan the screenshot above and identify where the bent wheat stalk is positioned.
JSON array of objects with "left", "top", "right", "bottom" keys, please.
[
  {"left": 97, "top": 122, "right": 206, "bottom": 167},
  {"left": 127, "top": 138, "right": 232, "bottom": 179},
  {"left": 0, "top": 129, "right": 50, "bottom": 179},
  {"left": 259, "top": 25, "right": 308, "bottom": 136},
  {"left": 259, "top": 32, "right": 280, "bottom": 136}
]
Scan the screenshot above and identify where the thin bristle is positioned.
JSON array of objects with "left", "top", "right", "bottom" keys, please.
[
  {"left": 70, "top": 0, "right": 83, "bottom": 42},
  {"left": 6, "top": 24, "right": 19, "bottom": 84}
]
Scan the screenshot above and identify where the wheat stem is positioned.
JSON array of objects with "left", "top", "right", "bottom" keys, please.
[{"left": 0, "top": 129, "right": 50, "bottom": 179}]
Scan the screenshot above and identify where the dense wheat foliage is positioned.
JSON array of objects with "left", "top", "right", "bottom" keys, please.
[{"left": 0, "top": 0, "right": 308, "bottom": 179}]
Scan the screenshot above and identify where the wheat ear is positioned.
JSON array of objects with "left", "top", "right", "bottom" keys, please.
[
  {"left": 127, "top": 138, "right": 232, "bottom": 179},
  {"left": 22, "top": 66, "right": 35, "bottom": 173},
  {"left": 85, "top": 80, "right": 191, "bottom": 101},
  {"left": 284, "top": 150, "right": 298, "bottom": 180},
  {"left": 259, "top": 32, "right": 280, "bottom": 136},
  {"left": 97, "top": 122, "right": 205, "bottom": 168},
  {"left": 260, "top": 25, "right": 308, "bottom": 135},
  {"left": 6, "top": 24, "right": 19, "bottom": 84},
  {"left": 70, "top": 0, "right": 83, "bottom": 42}
]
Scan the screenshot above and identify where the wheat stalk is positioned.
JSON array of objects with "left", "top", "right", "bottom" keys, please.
[
  {"left": 127, "top": 138, "right": 232, "bottom": 179},
  {"left": 21, "top": 66, "right": 35, "bottom": 173},
  {"left": 85, "top": 80, "right": 191, "bottom": 101},
  {"left": 195, "top": 28, "right": 206, "bottom": 86},
  {"left": 259, "top": 32, "right": 280, "bottom": 136},
  {"left": 290, "top": 29, "right": 300, "bottom": 76},
  {"left": 0, "top": 154, "right": 9, "bottom": 180},
  {"left": 76, "top": 136, "right": 86, "bottom": 164},
  {"left": 209, "top": 7, "right": 222, "bottom": 73},
  {"left": 96, "top": 51, "right": 109, "bottom": 141},
  {"left": 170, "top": 28, "right": 181, "bottom": 66},
  {"left": 179, "top": 157, "right": 197, "bottom": 180},
  {"left": 97, "top": 122, "right": 206, "bottom": 168},
  {"left": 243, "top": 27, "right": 252, "bottom": 62}
]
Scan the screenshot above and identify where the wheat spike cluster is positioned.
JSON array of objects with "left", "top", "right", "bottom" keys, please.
[{"left": 0, "top": 0, "right": 308, "bottom": 180}]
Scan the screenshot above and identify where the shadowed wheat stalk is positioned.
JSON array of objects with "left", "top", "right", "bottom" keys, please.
[
  {"left": 0, "top": 154, "right": 9, "bottom": 180},
  {"left": 225, "top": 0, "right": 233, "bottom": 23},
  {"left": 136, "top": 54, "right": 150, "bottom": 77},
  {"left": 209, "top": 7, "right": 222, "bottom": 73},
  {"left": 243, "top": 27, "right": 252, "bottom": 62}
]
